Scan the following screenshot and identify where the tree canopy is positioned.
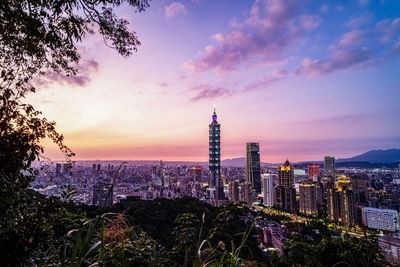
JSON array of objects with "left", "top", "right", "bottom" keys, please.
[
  {"left": 0, "top": 0, "right": 150, "bottom": 181},
  {"left": 1, "top": 0, "right": 149, "bottom": 96}
]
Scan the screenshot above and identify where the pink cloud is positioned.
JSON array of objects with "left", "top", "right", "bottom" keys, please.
[
  {"left": 299, "top": 15, "right": 321, "bottom": 30},
  {"left": 190, "top": 84, "right": 233, "bottom": 102},
  {"left": 244, "top": 69, "right": 288, "bottom": 91},
  {"left": 184, "top": 0, "right": 320, "bottom": 73},
  {"left": 296, "top": 47, "right": 371, "bottom": 77},
  {"left": 35, "top": 59, "right": 99, "bottom": 87},
  {"left": 376, "top": 18, "right": 400, "bottom": 43},
  {"left": 164, "top": 2, "right": 186, "bottom": 18},
  {"left": 344, "top": 13, "right": 372, "bottom": 28},
  {"left": 338, "top": 30, "right": 365, "bottom": 47},
  {"left": 157, "top": 82, "right": 170, "bottom": 88}
]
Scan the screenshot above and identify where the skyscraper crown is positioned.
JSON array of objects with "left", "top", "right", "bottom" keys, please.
[{"left": 212, "top": 107, "right": 217, "bottom": 123}]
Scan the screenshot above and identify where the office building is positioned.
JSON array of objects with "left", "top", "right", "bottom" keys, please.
[
  {"left": 362, "top": 207, "right": 399, "bottom": 232},
  {"left": 228, "top": 181, "right": 240, "bottom": 203},
  {"left": 246, "top": 142, "right": 261, "bottom": 194},
  {"left": 324, "top": 156, "right": 335, "bottom": 178},
  {"left": 275, "top": 160, "right": 296, "bottom": 213},
  {"left": 55, "top": 163, "right": 62, "bottom": 177},
  {"left": 327, "top": 175, "right": 355, "bottom": 226},
  {"left": 278, "top": 159, "right": 294, "bottom": 187},
  {"left": 262, "top": 173, "right": 274, "bottom": 207},
  {"left": 308, "top": 165, "right": 320, "bottom": 182},
  {"left": 299, "top": 181, "right": 322, "bottom": 216},
  {"left": 190, "top": 166, "right": 202, "bottom": 182},
  {"left": 93, "top": 181, "right": 113, "bottom": 207},
  {"left": 379, "top": 235, "right": 400, "bottom": 265}
]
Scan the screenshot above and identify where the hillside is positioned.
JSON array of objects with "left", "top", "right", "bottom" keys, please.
[{"left": 339, "top": 148, "right": 400, "bottom": 163}]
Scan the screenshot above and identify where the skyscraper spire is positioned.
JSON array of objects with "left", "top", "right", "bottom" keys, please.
[{"left": 212, "top": 105, "right": 218, "bottom": 123}]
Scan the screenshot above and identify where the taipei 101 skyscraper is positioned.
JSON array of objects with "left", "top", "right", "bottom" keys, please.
[{"left": 209, "top": 107, "right": 224, "bottom": 201}]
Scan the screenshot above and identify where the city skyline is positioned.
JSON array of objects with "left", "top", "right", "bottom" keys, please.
[{"left": 29, "top": 0, "right": 400, "bottom": 162}]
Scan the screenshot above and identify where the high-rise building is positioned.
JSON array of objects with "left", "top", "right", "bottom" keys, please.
[
  {"left": 228, "top": 181, "right": 240, "bottom": 203},
  {"left": 362, "top": 207, "right": 399, "bottom": 232},
  {"left": 56, "top": 163, "right": 62, "bottom": 177},
  {"left": 299, "top": 181, "right": 322, "bottom": 216},
  {"left": 93, "top": 181, "right": 113, "bottom": 207},
  {"left": 262, "top": 173, "right": 274, "bottom": 207},
  {"left": 275, "top": 160, "right": 296, "bottom": 213},
  {"left": 246, "top": 143, "right": 261, "bottom": 194},
  {"left": 327, "top": 175, "right": 355, "bottom": 226},
  {"left": 190, "top": 166, "right": 203, "bottom": 182},
  {"left": 307, "top": 165, "right": 320, "bottom": 182},
  {"left": 209, "top": 108, "right": 223, "bottom": 200},
  {"left": 240, "top": 182, "right": 252, "bottom": 204},
  {"left": 379, "top": 235, "right": 400, "bottom": 265},
  {"left": 324, "top": 156, "right": 335, "bottom": 178},
  {"left": 278, "top": 159, "right": 294, "bottom": 187}
]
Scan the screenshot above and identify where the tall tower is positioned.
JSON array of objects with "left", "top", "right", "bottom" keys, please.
[
  {"left": 246, "top": 143, "right": 261, "bottom": 194},
  {"left": 209, "top": 107, "right": 223, "bottom": 200}
]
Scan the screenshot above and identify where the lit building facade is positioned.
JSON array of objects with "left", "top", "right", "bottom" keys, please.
[
  {"left": 307, "top": 165, "right": 320, "bottom": 182},
  {"left": 275, "top": 160, "right": 296, "bottom": 213},
  {"left": 278, "top": 159, "right": 294, "bottom": 187},
  {"left": 299, "top": 181, "right": 322, "bottom": 216},
  {"left": 262, "top": 173, "right": 274, "bottom": 207},
  {"left": 228, "top": 181, "right": 240, "bottom": 203},
  {"left": 246, "top": 142, "right": 261, "bottom": 194},
  {"left": 327, "top": 175, "right": 355, "bottom": 226},
  {"left": 190, "top": 166, "right": 203, "bottom": 182},
  {"left": 93, "top": 181, "right": 113, "bottom": 207},
  {"left": 379, "top": 235, "right": 400, "bottom": 265},
  {"left": 362, "top": 207, "right": 399, "bottom": 232}
]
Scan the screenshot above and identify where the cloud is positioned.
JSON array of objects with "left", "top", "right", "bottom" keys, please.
[
  {"left": 376, "top": 17, "right": 400, "bottom": 43},
  {"left": 296, "top": 47, "right": 372, "bottom": 77},
  {"left": 156, "top": 82, "right": 170, "bottom": 88},
  {"left": 184, "top": 0, "right": 320, "bottom": 73},
  {"left": 358, "top": 0, "right": 369, "bottom": 5},
  {"left": 244, "top": 69, "right": 288, "bottom": 91},
  {"left": 344, "top": 13, "right": 372, "bottom": 28},
  {"left": 164, "top": 2, "right": 186, "bottom": 18},
  {"left": 35, "top": 59, "right": 99, "bottom": 87},
  {"left": 190, "top": 84, "right": 233, "bottom": 102},
  {"left": 338, "top": 30, "right": 365, "bottom": 47},
  {"left": 320, "top": 4, "right": 329, "bottom": 13}
]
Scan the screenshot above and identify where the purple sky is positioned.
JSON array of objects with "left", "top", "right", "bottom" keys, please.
[{"left": 30, "top": 0, "right": 400, "bottom": 163}]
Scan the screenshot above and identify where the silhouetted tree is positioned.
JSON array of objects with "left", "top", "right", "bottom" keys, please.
[{"left": 0, "top": 0, "right": 150, "bottom": 264}]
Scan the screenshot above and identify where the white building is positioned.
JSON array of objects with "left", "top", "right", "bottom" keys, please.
[
  {"left": 379, "top": 234, "right": 400, "bottom": 265},
  {"left": 262, "top": 173, "right": 274, "bottom": 207},
  {"left": 362, "top": 207, "right": 399, "bottom": 232}
]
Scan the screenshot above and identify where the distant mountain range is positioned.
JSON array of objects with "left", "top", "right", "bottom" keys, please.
[
  {"left": 337, "top": 149, "right": 400, "bottom": 163},
  {"left": 221, "top": 148, "right": 400, "bottom": 167}
]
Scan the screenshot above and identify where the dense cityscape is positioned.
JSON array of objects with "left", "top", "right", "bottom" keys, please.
[
  {"left": 2, "top": 0, "right": 400, "bottom": 265},
  {"left": 32, "top": 108, "right": 400, "bottom": 265}
]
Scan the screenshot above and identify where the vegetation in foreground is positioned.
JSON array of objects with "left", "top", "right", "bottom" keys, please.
[{"left": 0, "top": 190, "right": 388, "bottom": 266}]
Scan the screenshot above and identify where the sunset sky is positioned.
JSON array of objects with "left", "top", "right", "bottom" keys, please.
[{"left": 29, "top": 0, "right": 400, "bottom": 163}]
